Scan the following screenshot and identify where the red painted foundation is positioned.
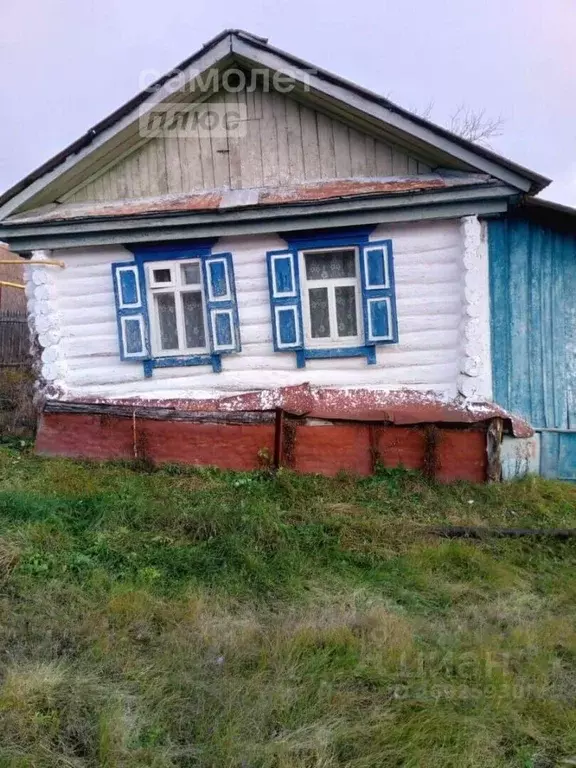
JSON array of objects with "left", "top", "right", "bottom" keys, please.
[{"left": 36, "top": 411, "right": 488, "bottom": 482}]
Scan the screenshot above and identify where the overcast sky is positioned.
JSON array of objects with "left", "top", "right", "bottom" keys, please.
[{"left": 1, "top": 0, "right": 575, "bottom": 204}]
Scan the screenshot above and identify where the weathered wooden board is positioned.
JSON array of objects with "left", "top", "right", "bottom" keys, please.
[
  {"left": 67, "top": 85, "right": 432, "bottom": 203},
  {"left": 489, "top": 215, "right": 576, "bottom": 480}
]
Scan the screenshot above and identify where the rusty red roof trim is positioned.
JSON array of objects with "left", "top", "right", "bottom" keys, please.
[
  {"left": 6, "top": 175, "right": 494, "bottom": 224},
  {"left": 56, "top": 385, "right": 533, "bottom": 438},
  {"left": 259, "top": 177, "right": 447, "bottom": 204},
  {"left": 5, "top": 193, "right": 223, "bottom": 224},
  {"left": 68, "top": 192, "right": 223, "bottom": 219}
]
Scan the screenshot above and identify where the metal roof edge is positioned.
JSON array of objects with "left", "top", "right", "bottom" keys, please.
[
  {"left": 481, "top": 196, "right": 576, "bottom": 229},
  {"left": 526, "top": 196, "right": 576, "bottom": 218},
  {"left": 3, "top": 174, "right": 500, "bottom": 225},
  {"left": 1, "top": 182, "right": 514, "bottom": 234},
  {"left": 0, "top": 188, "right": 512, "bottom": 252}
]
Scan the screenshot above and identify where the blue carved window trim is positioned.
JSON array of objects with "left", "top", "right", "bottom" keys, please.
[
  {"left": 112, "top": 241, "right": 241, "bottom": 378},
  {"left": 267, "top": 227, "right": 398, "bottom": 368}
]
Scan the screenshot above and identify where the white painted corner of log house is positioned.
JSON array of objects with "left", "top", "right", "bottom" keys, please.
[{"left": 457, "top": 216, "right": 493, "bottom": 401}]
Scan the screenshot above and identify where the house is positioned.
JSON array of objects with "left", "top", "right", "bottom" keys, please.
[{"left": 0, "top": 29, "right": 572, "bottom": 481}]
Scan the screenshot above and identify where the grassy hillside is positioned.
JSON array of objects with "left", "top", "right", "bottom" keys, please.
[{"left": 0, "top": 441, "right": 575, "bottom": 767}]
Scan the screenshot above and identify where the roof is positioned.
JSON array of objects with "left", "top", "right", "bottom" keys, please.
[
  {"left": 4, "top": 174, "right": 498, "bottom": 225},
  {"left": 527, "top": 196, "right": 576, "bottom": 219},
  {"left": 0, "top": 29, "right": 550, "bottom": 219},
  {"left": 493, "top": 196, "right": 576, "bottom": 234}
]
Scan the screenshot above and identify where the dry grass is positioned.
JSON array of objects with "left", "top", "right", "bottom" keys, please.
[
  {"left": 0, "top": 366, "right": 35, "bottom": 436},
  {"left": 0, "top": 446, "right": 574, "bottom": 766}
]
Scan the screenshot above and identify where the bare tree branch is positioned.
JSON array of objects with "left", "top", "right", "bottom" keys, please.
[
  {"left": 448, "top": 104, "right": 504, "bottom": 147},
  {"left": 411, "top": 101, "right": 505, "bottom": 148},
  {"left": 411, "top": 99, "right": 435, "bottom": 120}
]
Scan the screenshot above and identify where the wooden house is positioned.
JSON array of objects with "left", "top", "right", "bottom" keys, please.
[{"left": 0, "top": 29, "right": 572, "bottom": 481}]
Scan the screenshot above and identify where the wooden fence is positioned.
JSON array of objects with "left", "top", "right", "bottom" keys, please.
[{"left": 0, "top": 312, "right": 30, "bottom": 367}]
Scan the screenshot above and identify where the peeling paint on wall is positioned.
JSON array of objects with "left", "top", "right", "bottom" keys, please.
[
  {"left": 458, "top": 216, "right": 492, "bottom": 400},
  {"left": 501, "top": 434, "right": 540, "bottom": 479}
]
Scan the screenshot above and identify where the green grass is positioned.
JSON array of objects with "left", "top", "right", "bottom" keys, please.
[{"left": 0, "top": 442, "right": 575, "bottom": 767}]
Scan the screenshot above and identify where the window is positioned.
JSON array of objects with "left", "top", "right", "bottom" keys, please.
[
  {"left": 267, "top": 232, "right": 398, "bottom": 367},
  {"left": 300, "top": 247, "right": 362, "bottom": 347},
  {"left": 146, "top": 260, "right": 208, "bottom": 356},
  {"left": 111, "top": 247, "right": 241, "bottom": 376}
]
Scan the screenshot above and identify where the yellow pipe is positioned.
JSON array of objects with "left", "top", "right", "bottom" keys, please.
[
  {"left": 0, "top": 259, "right": 65, "bottom": 268},
  {"left": 0, "top": 280, "right": 25, "bottom": 290}
]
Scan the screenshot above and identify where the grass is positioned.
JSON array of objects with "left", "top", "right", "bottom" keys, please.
[{"left": 0, "top": 442, "right": 575, "bottom": 767}]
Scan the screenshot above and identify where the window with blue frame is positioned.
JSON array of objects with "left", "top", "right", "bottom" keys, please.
[
  {"left": 267, "top": 230, "right": 398, "bottom": 368},
  {"left": 112, "top": 243, "right": 241, "bottom": 377}
]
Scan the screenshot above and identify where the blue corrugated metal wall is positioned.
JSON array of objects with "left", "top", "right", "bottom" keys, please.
[{"left": 488, "top": 216, "right": 576, "bottom": 480}]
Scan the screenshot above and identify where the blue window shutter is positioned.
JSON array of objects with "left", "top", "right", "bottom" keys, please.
[
  {"left": 203, "top": 253, "right": 241, "bottom": 354},
  {"left": 267, "top": 249, "right": 303, "bottom": 351},
  {"left": 360, "top": 240, "right": 398, "bottom": 345},
  {"left": 112, "top": 263, "right": 150, "bottom": 360}
]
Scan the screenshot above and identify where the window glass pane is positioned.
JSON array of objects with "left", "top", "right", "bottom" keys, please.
[
  {"left": 156, "top": 293, "right": 179, "bottom": 350},
  {"left": 152, "top": 268, "right": 172, "bottom": 284},
  {"left": 308, "top": 287, "right": 330, "bottom": 338},
  {"left": 305, "top": 249, "right": 356, "bottom": 280},
  {"left": 181, "top": 263, "right": 201, "bottom": 285},
  {"left": 335, "top": 286, "right": 358, "bottom": 337},
  {"left": 182, "top": 291, "right": 206, "bottom": 348}
]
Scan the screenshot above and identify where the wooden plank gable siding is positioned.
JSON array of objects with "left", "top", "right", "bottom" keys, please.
[{"left": 66, "top": 87, "right": 432, "bottom": 204}]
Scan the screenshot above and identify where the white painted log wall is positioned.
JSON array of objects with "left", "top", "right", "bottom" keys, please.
[{"left": 31, "top": 219, "right": 467, "bottom": 401}]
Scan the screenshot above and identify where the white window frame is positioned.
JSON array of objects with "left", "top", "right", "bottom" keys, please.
[
  {"left": 145, "top": 259, "right": 210, "bottom": 357},
  {"left": 299, "top": 246, "right": 363, "bottom": 348}
]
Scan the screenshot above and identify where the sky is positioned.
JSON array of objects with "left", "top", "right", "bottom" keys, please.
[{"left": 1, "top": 0, "right": 575, "bottom": 205}]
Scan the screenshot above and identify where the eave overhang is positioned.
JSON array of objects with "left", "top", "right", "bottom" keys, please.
[{"left": 0, "top": 182, "right": 517, "bottom": 252}]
